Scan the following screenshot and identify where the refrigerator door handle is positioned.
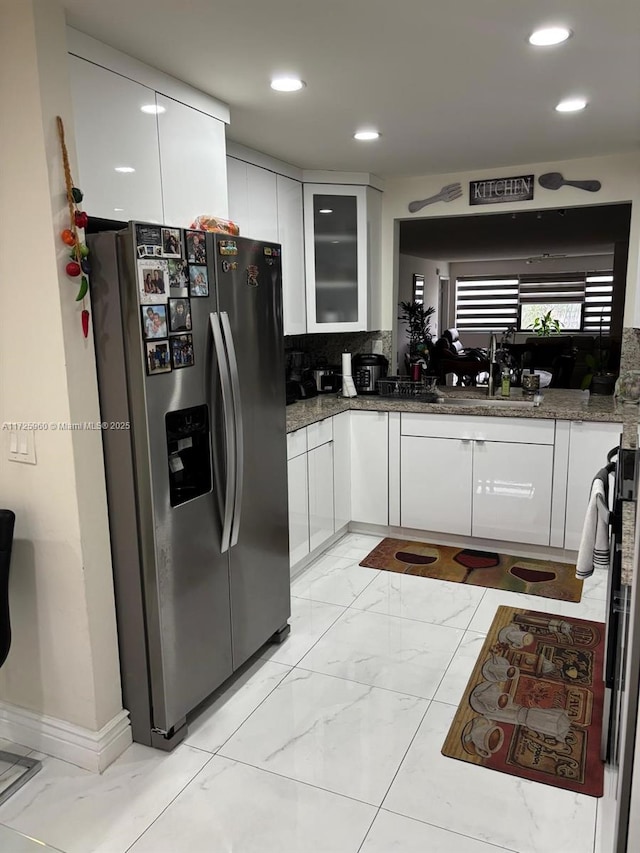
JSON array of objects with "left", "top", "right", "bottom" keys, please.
[
  {"left": 220, "top": 311, "right": 244, "bottom": 548},
  {"left": 210, "top": 312, "right": 236, "bottom": 553}
]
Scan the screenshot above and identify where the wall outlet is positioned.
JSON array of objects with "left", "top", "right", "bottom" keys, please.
[{"left": 372, "top": 339, "right": 383, "bottom": 355}]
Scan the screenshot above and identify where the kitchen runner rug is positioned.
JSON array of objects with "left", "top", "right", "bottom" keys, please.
[
  {"left": 359, "top": 538, "right": 583, "bottom": 603},
  {"left": 441, "top": 605, "right": 605, "bottom": 796}
]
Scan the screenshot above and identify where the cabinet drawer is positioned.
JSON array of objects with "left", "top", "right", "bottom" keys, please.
[
  {"left": 287, "top": 427, "right": 307, "bottom": 460},
  {"left": 401, "top": 413, "right": 555, "bottom": 445},
  {"left": 306, "top": 418, "right": 333, "bottom": 450}
]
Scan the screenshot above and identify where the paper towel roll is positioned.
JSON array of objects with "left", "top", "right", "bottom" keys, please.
[{"left": 342, "top": 352, "right": 352, "bottom": 377}]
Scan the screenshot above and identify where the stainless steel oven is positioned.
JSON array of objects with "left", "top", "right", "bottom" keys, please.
[{"left": 600, "top": 446, "right": 640, "bottom": 852}]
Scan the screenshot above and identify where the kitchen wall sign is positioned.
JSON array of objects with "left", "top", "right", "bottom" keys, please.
[{"left": 469, "top": 174, "right": 534, "bottom": 205}]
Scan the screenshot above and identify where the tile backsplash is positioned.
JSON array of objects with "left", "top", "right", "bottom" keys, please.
[{"left": 285, "top": 330, "right": 392, "bottom": 369}]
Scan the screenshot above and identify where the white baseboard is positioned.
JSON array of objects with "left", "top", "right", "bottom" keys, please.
[
  {"left": 0, "top": 700, "right": 132, "bottom": 773},
  {"left": 348, "top": 522, "right": 579, "bottom": 564},
  {"left": 290, "top": 524, "right": 350, "bottom": 580}
]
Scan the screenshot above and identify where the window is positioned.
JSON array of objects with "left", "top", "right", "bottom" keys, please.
[
  {"left": 519, "top": 274, "right": 585, "bottom": 332},
  {"left": 413, "top": 274, "right": 424, "bottom": 303},
  {"left": 455, "top": 272, "right": 613, "bottom": 333}
]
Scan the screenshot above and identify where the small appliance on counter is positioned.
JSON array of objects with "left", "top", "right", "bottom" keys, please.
[
  {"left": 312, "top": 367, "right": 342, "bottom": 394},
  {"left": 285, "top": 350, "right": 317, "bottom": 400},
  {"left": 352, "top": 353, "right": 388, "bottom": 395}
]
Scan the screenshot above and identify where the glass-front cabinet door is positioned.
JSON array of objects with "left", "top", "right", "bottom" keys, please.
[{"left": 304, "top": 184, "right": 368, "bottom": 332}]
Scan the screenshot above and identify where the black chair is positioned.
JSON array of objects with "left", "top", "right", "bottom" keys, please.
[
  {"left": 432, "top": 328, "right": 490, "bottom": 386},
  {"left": 0, "top": 509, "right": 42, "bottom": 806}
]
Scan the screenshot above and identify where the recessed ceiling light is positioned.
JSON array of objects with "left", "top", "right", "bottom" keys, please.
[
  {"left": 354, "top": 130, "right": 380, "bottom": 141},
  {"left": 140, "top": 104, "right": 166, "bottom": 114},
  {"left": 114, "top": 208, "right": 124, "bottom": 212},
  {"left": 528, "top": 26, "right": 572, "bottom": 46},
  {"left": 270, "top": 76, "right": 305, "bottom": 92},
  {"left": 555, "top": 97, "right": 587, "bottom": 112},
  {"left": 318, "top": 208, "right": 333, "bottom": 214},
  {"left": 114, "top": 166, "right": 135, "bottom": 173}
]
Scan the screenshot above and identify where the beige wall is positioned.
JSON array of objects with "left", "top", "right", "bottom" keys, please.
[
  {"left": 381, "top": 153, "right": 640, "bottom": 354},
  {"left": 0, "top": 0, "right": 122, "bottom": 732}
]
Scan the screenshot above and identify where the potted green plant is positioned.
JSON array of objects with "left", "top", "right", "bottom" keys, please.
[
  {"left": 398, "top": 300, "right": 435, "bottom": 371},
  {"left": 531, "top": 309, "right": 561, "bottom": 336}
]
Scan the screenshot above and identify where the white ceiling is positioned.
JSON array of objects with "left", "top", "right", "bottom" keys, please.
[{"left": 62, "top": 0, "right": 639, "bottom": 178}]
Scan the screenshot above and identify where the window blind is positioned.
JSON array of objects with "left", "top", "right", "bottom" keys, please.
[
  {"left": 454, "top": 276, "right": 519, "bottom": 332},
  {"left": 454, "top": 272, "right": 613, "bottom": 333}
]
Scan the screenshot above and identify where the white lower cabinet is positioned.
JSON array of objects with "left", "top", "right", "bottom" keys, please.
[
  {"left": 332, "top": 412, "right": 351, "bottom": 531},
  {"left": 308, "top": 442, "right": 335, "bottom": 551},
  {"left": 399, "top": 415, "right": 556, "bottom": 546},
  {"left": 401, "top": 436, "right": 472, "bottom": 535},
  {"left": 350, "top": 411, "right": 389, "bottom": 525},
  {"left": 472, "top": 441, "right": 553, "bottom": 545},
  {"left": 564, "top": 421, "right": 622, "bottom": 550},
  {"left": 287, "top": 453, "right": 309, "bottom": 569}
]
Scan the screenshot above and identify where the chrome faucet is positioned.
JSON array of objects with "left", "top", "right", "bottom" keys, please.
[{"left": 487, "top": 333, "right": 498, "bottom": 396}]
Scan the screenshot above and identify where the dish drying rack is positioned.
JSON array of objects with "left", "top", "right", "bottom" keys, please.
[{"left": 376, "top": 376, "right": 441, "bottom": 402}]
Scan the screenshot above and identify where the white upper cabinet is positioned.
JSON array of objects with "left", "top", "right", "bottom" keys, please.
[
  {"left": 69, "top": 55, "right": 163, "bottom": 223},
  {"left": 69, "top": 57, "right": 228, "bottom": 227},
  {"left": 226, "top": 157, "right": 250, "bottom": 232},
  {"left": 277, "top": 175, "right": 306, "bottom": 335},
  {"left": 246, "top": 164, "right": 278, "bottom": 242},
  {"left": 227, "top": 158, "right": 278, "bottom": 241},
  {"left": 156, "top": 94, "right": 228, "bottom": 228},
  {"left": 304, "top": 184, "right": 382, "bottom": 333},
  {"left": 227, "top": 157, "right": 306, "bottom": 334}
]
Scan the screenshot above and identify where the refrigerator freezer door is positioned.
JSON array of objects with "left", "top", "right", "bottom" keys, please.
[
  {"left": 118, "top": 231, "right": 233, "bottom": 736},
  {"left": 214, "top": 236, "right": 290, "bottom": 668}
]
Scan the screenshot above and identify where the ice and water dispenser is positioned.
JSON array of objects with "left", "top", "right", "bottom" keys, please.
[{"left": 165, "top": 405, "right": 212, "bottom": 507}]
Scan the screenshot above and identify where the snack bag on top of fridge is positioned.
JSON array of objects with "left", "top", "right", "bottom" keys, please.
[{"left": 190, "top": 215, "right": 240, "bottom": 236}]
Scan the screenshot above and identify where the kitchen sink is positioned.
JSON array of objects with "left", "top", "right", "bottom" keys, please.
[{"left": 435, "top": 397, "right": 538, "bottom": 408}]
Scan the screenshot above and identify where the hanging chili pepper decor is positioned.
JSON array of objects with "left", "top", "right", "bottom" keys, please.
[{"left": 56, "top": 116, "right": 91, "bottom": 338}]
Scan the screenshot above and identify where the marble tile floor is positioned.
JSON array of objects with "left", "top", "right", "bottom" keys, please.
[{"left": 0, "top": 533, "right": 609, "bottom": 853}]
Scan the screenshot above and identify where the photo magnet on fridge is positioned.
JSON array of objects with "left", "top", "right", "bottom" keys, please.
[
  {"left": 186, "top": 230, "right": 207, "bottom": 264},
  {"left": 145, "top": 340, "right": 172, "bottom": 375},
  {"left": 135, "top": 224, "right": 162, "bottom": 251},
  {"left": 188, "top": 264, "right": 209, "bottom": 297},
  {"left": 171, "top": 334, "right": 195, "bottom": 369},
  {"left": 161, "top": 227, "right": 182, "bottom": 258},
  {"left": 141, "top": 304, "right": 168, "bottom": 340},
  {"left": 168, "top": 298, "right": 192, "bottom": 333},
  {"left": 168, "top": 259, "right": 189, "bottom": 289},
  {"left": 137, "top": 259, "right": 169, "bottom": 304},
  {"left": 218, "top": 240, "right": 238, "bottom": 256}
]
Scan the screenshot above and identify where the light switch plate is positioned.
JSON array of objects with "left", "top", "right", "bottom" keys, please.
[{"left": 7, "top": 429, "right": 37, "bottom": 464}]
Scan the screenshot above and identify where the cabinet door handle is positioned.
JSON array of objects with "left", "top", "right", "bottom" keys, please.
[
  {"left": 461, "top": 438, "right": 471, "bottom": 443},
  {"left": 475, "top": 439, "right": 485, "bottom": 445}
]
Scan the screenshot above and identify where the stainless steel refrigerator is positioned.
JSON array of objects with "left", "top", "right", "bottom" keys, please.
[{"left": 89, "top": 223, "right": 290, "bottom": 749}]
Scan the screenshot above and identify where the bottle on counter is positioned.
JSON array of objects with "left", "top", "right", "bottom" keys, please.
[{"left": 501, "top": 366, "right": 511, "bottom": 398}]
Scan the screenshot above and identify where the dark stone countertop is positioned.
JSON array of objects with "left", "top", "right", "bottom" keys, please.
[{"left": 286, "top": 387, "right": 624, "bottom": 433}]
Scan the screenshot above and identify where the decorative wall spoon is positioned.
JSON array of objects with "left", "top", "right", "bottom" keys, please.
[{"left": 538, "top": 172, "right": 601, "bottom": 192}]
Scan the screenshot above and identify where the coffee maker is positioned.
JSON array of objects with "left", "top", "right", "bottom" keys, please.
[{"left": 285, "top": 351, "right": 317, "bottom": 401}]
